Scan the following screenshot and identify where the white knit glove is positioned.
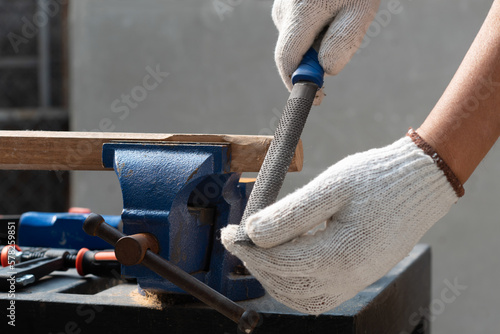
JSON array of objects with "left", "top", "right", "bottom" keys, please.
[
  {"left": 222, "top": 134, "right": 462, "bottom": 315},
  {"left": 273, "top": 0, "right": 381, "bottom": 91}
]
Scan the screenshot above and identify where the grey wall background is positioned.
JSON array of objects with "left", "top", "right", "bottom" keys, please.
[{"left": 69, "top": 1, "right": 500, "bottom": 332}]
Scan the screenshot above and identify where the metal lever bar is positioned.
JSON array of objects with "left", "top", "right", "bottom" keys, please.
[{"left": 83, "top": 213, "right": 260, "bottom": 334}]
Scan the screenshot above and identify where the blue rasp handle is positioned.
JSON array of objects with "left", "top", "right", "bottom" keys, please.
[{"left": 291, "top": 48, "right": 324, "bottom": 87}]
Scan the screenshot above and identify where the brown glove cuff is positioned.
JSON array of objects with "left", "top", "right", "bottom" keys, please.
[{"left": 407, "top": 128, "right": 465, "bottom": 198}]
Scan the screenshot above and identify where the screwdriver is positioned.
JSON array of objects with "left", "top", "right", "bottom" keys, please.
[{"left": 0, "top": 244, "right": 120, "bottom": 277}]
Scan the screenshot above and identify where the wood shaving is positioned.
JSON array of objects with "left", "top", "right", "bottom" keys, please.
[{"left": 130, "top": 290, "right": 162, "bottom": 310}]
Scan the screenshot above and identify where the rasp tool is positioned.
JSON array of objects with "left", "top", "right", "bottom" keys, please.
[{"left": 235, "top": 47, "right": 325, "bottom": 244}]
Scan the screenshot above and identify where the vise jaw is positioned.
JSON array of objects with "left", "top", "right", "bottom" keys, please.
[{"left": 102, "top": 141, "right": 264, "bottom": 301}]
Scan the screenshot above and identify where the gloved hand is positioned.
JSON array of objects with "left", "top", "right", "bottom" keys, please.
[
  {"left": 273, "top": 0, "right": 381, "bottom": 91},
  {"left": 222, "top": 132, "right": 462, "bottom": 315}
]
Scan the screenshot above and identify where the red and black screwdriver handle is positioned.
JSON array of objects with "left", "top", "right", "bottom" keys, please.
[{"left": 0, "top": 244, "right": 120, "bottom": 277}]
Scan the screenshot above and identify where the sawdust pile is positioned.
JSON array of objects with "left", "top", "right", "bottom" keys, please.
[{"left": 130, "top": 290, "right": 163, "bottom": 310}]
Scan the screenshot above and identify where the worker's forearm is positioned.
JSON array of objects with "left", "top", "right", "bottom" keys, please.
[{"left": 417, "top": 0, "right": 500, "bottom": 184}]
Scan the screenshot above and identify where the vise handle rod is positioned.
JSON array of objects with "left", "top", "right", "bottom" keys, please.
[{"left": 83, "top": 213, "right": 260, "bottom": 334}]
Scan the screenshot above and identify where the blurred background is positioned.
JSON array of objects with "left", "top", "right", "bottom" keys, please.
[{"left": 1, "top": 0, "right": 499, "bottom": 332}]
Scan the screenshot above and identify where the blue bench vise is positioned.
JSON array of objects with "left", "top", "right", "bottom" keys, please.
[
  {"left": 15, "top": 141, "right": 266, "bottom": 301},
  {"left": 18, "top": 211, "right": 122, "bottom": 250},
  {"left": 100, "top": 140, "right": 264, "bottom": 301}
]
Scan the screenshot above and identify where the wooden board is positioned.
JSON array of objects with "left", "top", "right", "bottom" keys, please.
[{"left": 0, "top": 131, "right": 303, "bottom": 173}]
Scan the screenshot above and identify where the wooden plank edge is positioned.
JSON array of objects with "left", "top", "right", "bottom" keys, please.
[{"left": 0, "top": 131, "right": 303, "bottom": 173}]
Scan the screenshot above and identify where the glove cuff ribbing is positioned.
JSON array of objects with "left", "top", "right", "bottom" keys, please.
[{"left": 407, "top": 128, "right": 465, "bottom": 197}]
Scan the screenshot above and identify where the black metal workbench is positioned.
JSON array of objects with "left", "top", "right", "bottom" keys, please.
[{"left": 0, "top": 244, "right": 430, "bottom": 334}]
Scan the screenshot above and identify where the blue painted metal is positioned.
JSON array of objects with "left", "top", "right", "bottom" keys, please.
[
  {"left": 18, "top": 212, "right": 122, "bottom": 250},
  {"left": 102, "top": 141, "right": 264, "bottom": 301}
]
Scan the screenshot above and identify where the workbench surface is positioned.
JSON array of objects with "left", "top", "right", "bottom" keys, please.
[{"left": 1, "top": 244, "right": 430, "bottom": 334}]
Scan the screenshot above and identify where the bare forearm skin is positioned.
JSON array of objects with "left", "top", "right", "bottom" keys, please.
[{"left": 417, "top": 0, "right": 500, "bottom": 184}]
